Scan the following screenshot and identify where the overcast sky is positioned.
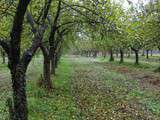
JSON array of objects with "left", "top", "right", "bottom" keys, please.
[
  {"left": 130, "top": 0, "right": 149, "bottom": 4},
  {"left": 118, "top": 0, "right": 150, "bottom": 9}
]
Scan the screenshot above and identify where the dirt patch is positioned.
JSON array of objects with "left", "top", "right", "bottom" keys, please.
[
  {"left": 116, "top": 67, "right": 130, "bottom": 73},
  {"left": 100, "top": 62, "right": 160, "bottom": 90},
  {"left": 150, "top": 79, "right": 160, "bottom": 86},
  {"left": 140, "top": 74, "right": 160, "bottom": 88}
]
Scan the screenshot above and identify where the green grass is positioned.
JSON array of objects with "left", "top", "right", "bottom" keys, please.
[
  {"left": 70, "top": 57, "right": 160, "bottom": 119},
  {"left": 27, "top": 58, "right": 78, "bottom": 120},
  {"left": 0, "top": 57, "right": 79, "bottom": 120},
  {"left": 95, "top": 56, "right": 160, "bottom": 118},
  {"left": 75, "top": 57, "right": 160, "bottom": 118},
  {"left": 103, "top": 71, "right": 160, "bottom": 118},
  {"left": 0, "top": 56, "right": 160, "bottom": 119},
  {"left": 97, "top": 56, "right": 159, "bottom": 71}
]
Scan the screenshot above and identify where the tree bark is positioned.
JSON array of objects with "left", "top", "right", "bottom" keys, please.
[
  {"left": 51, "top": 54, "right": 56, "bottom": 75},
  {"left": 43, "top": 56, "right": 52, "bottom": 89},
  {"left": 41, "top": 46, "right": 53, "bottom": 89},
  {"left": 11, "top": 64, "right": 28, "bottom": 120},
  {"left": 119, "top": 49, "right": 124, "bottom": 63},
  {"left": 146, "top": 50, "right": 149, "bottom": 59},
  {"left": 49, "top": 1, "right": 61, "bottom": 74},
  {"left": 9, "top": 0, "right": 31, "bottom": 119},
  {"left": 0, "top": 0, "right": 52, "bottom": 119},
  {"left": 135, "top": 50, "right": 139, "bottom": 65},
  {"left": 55, "top": 45, "right": 63, "bottom": 69},
  {"left": 131, "top": 47, "right": 139, "bottom": 65},
  {"left": 55, "top": 52, "right": 58, "bottom": 68},
  {"left": 109, "top": 49, "right": 114, "bottom": 62}
]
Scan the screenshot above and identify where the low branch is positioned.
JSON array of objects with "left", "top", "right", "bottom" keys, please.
[{"left": 20, "top": 32, "right": 42, "bottom": 71}]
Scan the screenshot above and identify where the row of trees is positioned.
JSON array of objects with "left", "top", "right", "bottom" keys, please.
[
  {"left": 0, "top": 0, "right": 159, "bottom": 119},
  {"left": 75, "top": 0, "right": 160, "bottom": 66},
  {"left": 0, "top": 0, "right": 111, "bottom": 119}
]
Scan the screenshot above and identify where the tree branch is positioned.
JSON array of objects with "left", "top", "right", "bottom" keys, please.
[{"left": 10, "top": 0, "right": 31, "bottom": 69}]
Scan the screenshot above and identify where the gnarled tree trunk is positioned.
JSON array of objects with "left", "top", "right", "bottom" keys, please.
[{"left": 11, "top": 64, "right": 28, "bottom": 120}]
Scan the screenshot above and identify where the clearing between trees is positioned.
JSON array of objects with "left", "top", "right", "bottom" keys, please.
[{"left": 1, "top": 55, "right": 159, "bottom": 120}]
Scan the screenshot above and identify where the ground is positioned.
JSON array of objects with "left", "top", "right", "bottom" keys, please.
[{"left": 0, "top": 55, "right": 160, "bottom": 120}]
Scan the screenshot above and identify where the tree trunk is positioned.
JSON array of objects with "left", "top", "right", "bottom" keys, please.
[
  {"left": 43, "top": 56, "right": 52, "bottom": 89},
  {"left": 41, "top": 46, "right": 53, "bottom": 89},
  {"left": 51, "top": 54, "right": 56, "bottom": 75},
  {"left": 55, "top": 45, "right": 63, "bottom": 69},
  {"left": 54, "top": 53, "right": 58, "bottom": 69},
  {"left": 8, "top": 0, "right": 31, "bottom": 119},
  {"left": 146, "top": 50, "right": 149, "bottom": 59},
  {"left": 109, "top": 49, "right": 114, "bottom": 62},
  {"left": 119, "top": 49, "right": 124, "bottom": 63},
  {"left": 2, "top": 51, "right": 5, "bottom": 64},
  {"left": 93, "top": 51, "right": 97, "bottom": 58},
  {"left": 127, "top": 49, "right": 131, "bottom": 58},
  {"left": 134, "top": 50, "right": 139, "bottom": 65},
  {"left": 11, "top": 64, "right": 28, "bottom": 120}
]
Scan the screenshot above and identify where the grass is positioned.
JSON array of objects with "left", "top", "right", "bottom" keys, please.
[
  {"left": 0, "top": 55, "right": 160, "bottom": 119},
  {"left": 27, "top": 57, "right": 79, "bottom": 120},
  {"left": 103, "top": 71, "right": 160, "bottom": 118},
  {"left": 96, "top": 56, "right": 160, "bottom": 117},
  {"left": 97, "top": 56, "right": 159, "bottom": 71},
  {"left": 0, "top": 57, "right": 79, "bottom": 120},
  {"left": 70, "top": 56, "right": 160, "bottom": 119}
]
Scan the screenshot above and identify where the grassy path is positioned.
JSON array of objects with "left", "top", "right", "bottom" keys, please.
[
  {"left": 0, "top": 56, "right": 160, "bottom": 119},
  {"left": 70, "top": 56, "right": 160, "bottom": 120}
]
